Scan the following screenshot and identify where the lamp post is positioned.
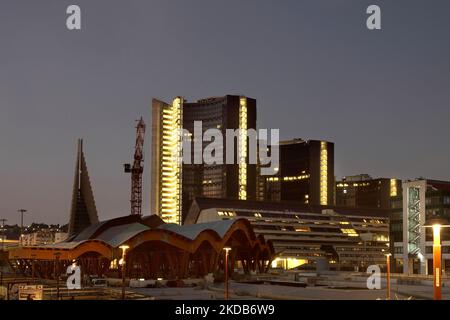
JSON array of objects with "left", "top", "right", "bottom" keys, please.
[
  {"left": 386, "top": 253, "right": 391, "bottom": 300},
  {"left": 0, "top": 218, "right": 8, "bottom": 252},
  {"left": 54, "top": 252, "right": 61, "bottom": 300},
  {"left": 0, "top": 218, "right": 6, "bottom": 252},
  {"left": 17, "top": 209, "right": 28, "bottom": 246},
  {"left": 424, "top": 218, "right": 449, "bottom": 300},
  {"left": 223, "top": 247, "right": 231, "bottom": 300},
  {"left": 31, "top": 254, "right": 36, "bottom": 280},
  {"left": 0, "top": 218, "right": 6, "bottom": 287},
  {"left": 432, "top": 224, "right": 442, "bottom": 300},
  {"left": 119, "top": 245, "right": 129, "bottom": 300}
]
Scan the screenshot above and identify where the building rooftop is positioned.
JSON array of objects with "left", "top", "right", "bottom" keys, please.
[
  {"left": 158, "top": 219, "right": 236, "bottom": 240},
  {"left": 28, "top": 214, "right": 268, "bottom": 252},
  {"left": 185, "top": 197, "right": 390, "bottom": 225}
]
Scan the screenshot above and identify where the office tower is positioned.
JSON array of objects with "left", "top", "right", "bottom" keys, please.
[
  {"left": 262, "top": 139, "right": 334, "bottom": 206},
  {"left": 150, "top": 98, "right": 183, "bottom": 225},
  {"left": 151, "top": 95, "right": 257, "bottom": 224},
  {"left": 68, "top": 139, "right": 99, "bottom": 236},
  {"left": 336, "top": 174, "right": 402, "bottom": 209}
]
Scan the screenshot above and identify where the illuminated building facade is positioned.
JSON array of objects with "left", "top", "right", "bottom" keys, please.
[
  {"left": 151, "top": 98, "right": 184, "bottom": 225},
  {"left": 390, "top": 179, "right": 450, "bottom": 274},
  {"left": 186, "top": 197, "right": 390, "bottom": 270},
  {"left": 151, "top": 95, "right": 257, "bottom": 224},
  {"left": 261, "top": 139, "right": 334, "bottom": 206},
  {"left": 336, "top": 174, "right": 402, "bottom": 209}
]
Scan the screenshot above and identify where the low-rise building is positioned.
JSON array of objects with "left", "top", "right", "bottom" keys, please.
[
  {"left": 54, "top": 232, "right": 68, "bottom": 243},
  {"left": 22, "top": 230, "right": 68, "bottom": 246},
  {"left": 22, "top": 230, "right": 54, "bottom": 246},
  {"left": 186, "top": 198, "right": 390, "bottom": 271}
]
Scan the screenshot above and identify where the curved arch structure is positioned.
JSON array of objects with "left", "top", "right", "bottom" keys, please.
[
  {"left": 125, "top": 219, "right": 273, "bottom": 279},
  {"left": 8, "top": 240, "right": 113, "bottom": 279},
  {"left": 9, "top": 240, "right": 112, "bottom": 261},
  {"left": 8, "top": 216, "right": 273, "bottom": 280}
]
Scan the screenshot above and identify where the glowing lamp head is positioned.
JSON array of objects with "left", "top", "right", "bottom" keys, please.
[
  {"left": 433, "top": 224, "right": 442, "bottom": 245},
  {"left": 119, "top": 245, "right": 130, "bottom": 262},
  {"left": 119, "top": 245, "right": 130, "bottom": 252},
  {"left": 425, "top": 218, "right": 449, "bottom": 245}
]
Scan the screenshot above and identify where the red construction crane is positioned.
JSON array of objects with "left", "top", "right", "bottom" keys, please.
[{"left": 124, "top": 117, "right": 146, "bottom": 215}]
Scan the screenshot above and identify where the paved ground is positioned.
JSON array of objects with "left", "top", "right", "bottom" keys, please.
[
  {"left": 3, "top": 273, "right": 450, "bottom": 300},
  {"left": 234, "top": 281, "right": 450, "bottom": 300},
  {"left": 130, "top": 282, "right": 450, "bottom": 300},
  {"left": 131, "top": 286, "right": 261, "bottom": 300},
  {"left": 211, "top": 283, "right": 393, "bottom": 300},
  {"left": 387, "top": 283, "right": 450, "bottom": 300}
]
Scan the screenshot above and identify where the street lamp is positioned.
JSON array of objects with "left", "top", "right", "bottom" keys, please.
[
  {"left": 0, "top": 219, "right": 5, "bottom": 287},
  {"left": 223, "top": 247, "right": 232, "bottom": 300},
  {"left": 0, "top": 218, "right": 5, "bottom": 289},
  {"left": 119, "top": 245, "right": 129, "bottom": 300},
  {"left": 54, "top": 252, "right": 61, "bottom": 300},
  {"left": 0, "top": 218, "right": 6, "bottom": 251},
  {"left": 430, "top": 224, "right": 443, "bottom": 300},
  {"left": 17, "top": 209, "right": 28, "bottom": 246},
  {"left": 424, "top": 218, "right": 449, "bottom": 300},
  {"left": 386, "top": 253, "right": 391, "bottom": 300},
  {"left": 31, "top": 254, "right": 37, "bottom": 280}
]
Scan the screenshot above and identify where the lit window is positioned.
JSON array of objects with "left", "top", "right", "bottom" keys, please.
[
  {"left": 218, "top": 211, "right": 236, "bottom": 217},
  {"left": 341, "top": 229, "right": 359, "bottom": 237}
]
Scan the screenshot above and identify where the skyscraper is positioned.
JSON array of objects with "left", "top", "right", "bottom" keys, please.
[
  {"left": 151, "top": 95, "right": 257, "bottom": 224},
  {"left": 68, "top": 139, "right": 99, "bottom": 236},
  {"left": 261, "top": 139, "right": 334, "bottom": 206},
  {"left": 150, "top": 98, "right": 183, "bottom": 225}
]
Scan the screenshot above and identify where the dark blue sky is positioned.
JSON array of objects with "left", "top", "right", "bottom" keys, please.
[{"left": 1, "top": 0, "right": 449, "bottom": 224}]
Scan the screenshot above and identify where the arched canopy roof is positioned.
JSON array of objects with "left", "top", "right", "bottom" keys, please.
[
  {"left": 127, "top": 218, "right": 274, "bottom": 255},
  {"left": 9, "top": 215, "right": 274, "bottom": 261},
  {"left": 8, "top": 240, "right": 112, "bottom": 261}
]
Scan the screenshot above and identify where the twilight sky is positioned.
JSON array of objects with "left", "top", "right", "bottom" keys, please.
[{"left": 1, "top": 0, "right": 449, "bottom": 225}]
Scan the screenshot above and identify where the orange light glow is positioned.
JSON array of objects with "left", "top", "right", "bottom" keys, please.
[{"left": 433, "top": 224, "right": 441, "bottom": 245}]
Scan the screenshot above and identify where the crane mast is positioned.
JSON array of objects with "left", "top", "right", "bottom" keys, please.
[{"left": 124, "top": 117, "right": 146, "bottom": 215}]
